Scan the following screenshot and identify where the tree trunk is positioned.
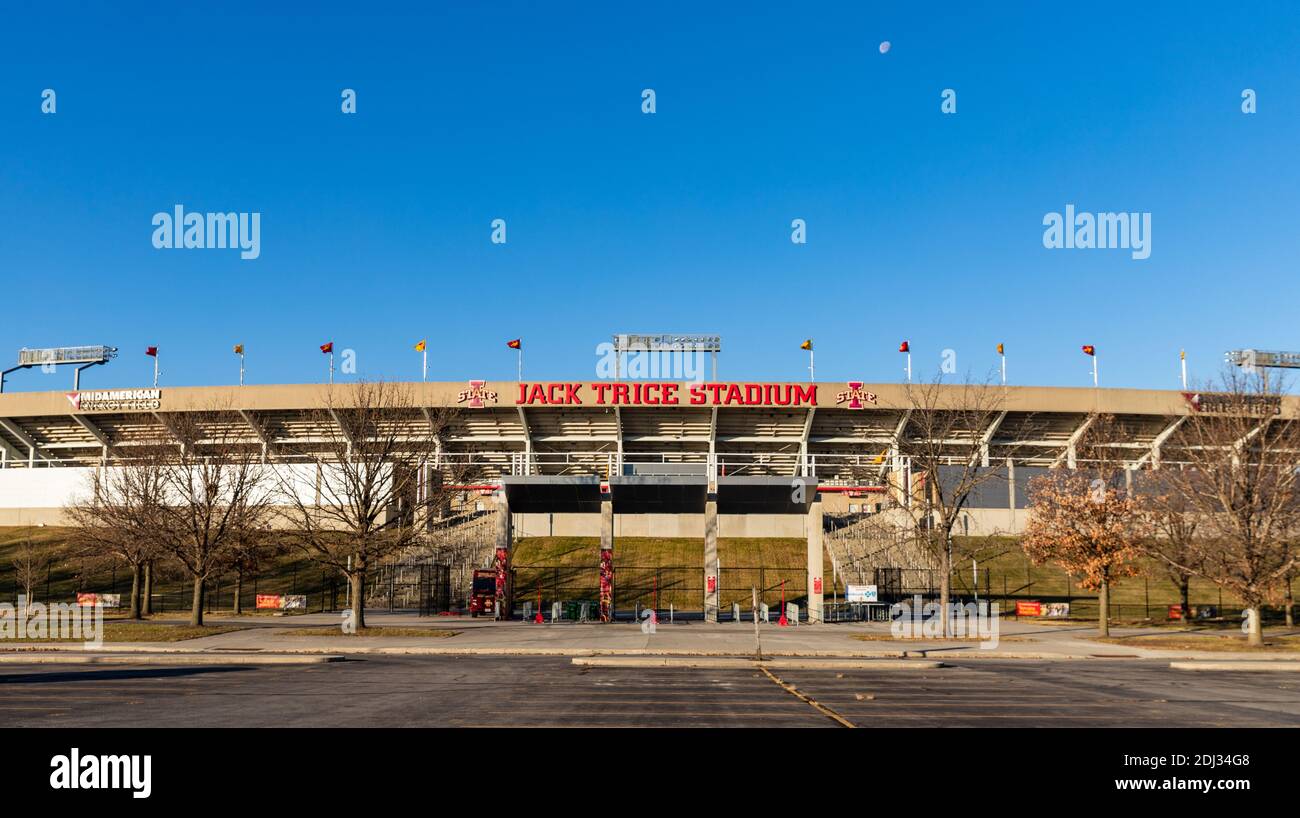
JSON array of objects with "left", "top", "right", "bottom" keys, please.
[
  {"left": 129, "top": 563, "right": 143, "bottom": 620},
  {"left": 1286, "top": 577, "right": 1294, "bottom": 629},
  {"left": 233, "top": 570, "right": 243, "bottom": 616},
  {"left": 1098, "top": 579, "right": 1110, "bottom": 637},
  {"left": 939, "top": 537, "right": 951, "bottom": 637},
  {"left": 1246, "top": 604, "right": 1264, "bottom": 646},
  {"left": 141, "top": 562, "right": 153, "bottom": 616},
  {"left": 350, "top": 570, "right": 366, "bottom": 630},
  {"left": 1179, "top": 576, "right": 1191, "bottom": 626},
  {"left": 190, "top": 575, "right": 205, "bottom": 627}
]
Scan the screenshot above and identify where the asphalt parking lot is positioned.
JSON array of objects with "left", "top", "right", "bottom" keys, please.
[{"left": 1, "top": 657, "right": 1298, "bottom": 728}]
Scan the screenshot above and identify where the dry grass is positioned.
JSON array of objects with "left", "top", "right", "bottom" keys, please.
[
  {"left": 283, "top": 626, "right": 460, "bottom": 638},
  {"left": 1094, "top": 633, "right": 1300, "bottom": 652},
  {"left": 851, "top": 633, "right": 1030, "bottom": 643},
  {"left": 3, "top": 623, "right": 241, "bottom": 642}
]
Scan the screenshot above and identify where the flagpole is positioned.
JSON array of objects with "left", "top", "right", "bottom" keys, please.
[
  {"left": 153, "top": 354, "right": 159, "bottom": 388},
  {"left": 423, "top": 348, "right": 428, "bottom": 382},
  {"left": 239, "top": 352, "right": 245, "bottom": 387},
  {"left": 1092, "top": 355, "right": 1098, "bottom": 388},
  {"left": 808, "top": 349, "right": 815, "bottom": 382},
  {"left": 906, "top": 352, "right": 912, "bottom": 383},
  {"left": 329, "top": 352, "right": 334, "bottom": 385},
  {"left": 1000, "top": 354, "right": 1006, "bottom": 385},
  {"left": 518, "top": 348, "right": 523, "bottom": 381},
  {"left": 1180, "top": 350, "right": 1187, "bottom": 389}
]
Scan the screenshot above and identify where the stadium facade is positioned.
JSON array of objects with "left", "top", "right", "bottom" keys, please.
[{"left": 2, "top": 379, "right": 1289, "bottom": 621}]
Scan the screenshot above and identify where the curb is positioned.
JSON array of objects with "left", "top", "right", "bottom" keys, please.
[
  {"left": 0, "top": 652, "right": 344, "bottom": 666},
  {"left": 1169, "top": 660, "right": 1300, "bottom": 672},
  {"left": 571, "top": 656, "right": 946, "bottom": 670}
]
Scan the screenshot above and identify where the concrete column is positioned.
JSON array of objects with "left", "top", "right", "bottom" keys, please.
[
  {"left": 494, "top": 493, "right": 512, "bottom": 620},
  {"left": 806, "top": 499, "right": 824, "bottom": 623},
  {"left": 599, "top": 498, "right": 614, "bottom": 622},
  {"left": 703, "top": 497, "right": 719, "bottom": 622},
  {"left": 1006, "top": 457, "right": 1017, "bottom": 531}
]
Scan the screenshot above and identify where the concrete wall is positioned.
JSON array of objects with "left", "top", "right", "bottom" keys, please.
[
  {"left": 514, "top": 511, "right": 808, "bottom": 538},
  {"left": 0, "top": 463, "right": 384, "bottom": 528}
]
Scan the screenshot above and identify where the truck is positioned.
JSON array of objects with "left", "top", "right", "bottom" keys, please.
[{"left": 468, "top": 569, "right": 499, "bottom": 617}]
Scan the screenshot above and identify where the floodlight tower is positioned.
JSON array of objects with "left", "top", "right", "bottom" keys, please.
[
  {"left": 1, "top": 346, "right": 119, "bottom": 393},
  {"left": 1225, "top": 349, "right": 1300, "bottom": 389}
]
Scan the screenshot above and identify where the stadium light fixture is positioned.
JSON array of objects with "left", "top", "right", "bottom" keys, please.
[{"left": 2, "top": 346, "right": 118, "bottom": 393}]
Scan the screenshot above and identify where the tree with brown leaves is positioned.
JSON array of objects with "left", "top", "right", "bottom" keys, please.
[{"left": 1022, "top": 469, "right": 1146, "bottom": 636}]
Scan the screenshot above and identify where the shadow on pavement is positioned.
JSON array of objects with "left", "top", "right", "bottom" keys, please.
[{"left": 0, "top": 666, "right": 256, "bottom": 685}]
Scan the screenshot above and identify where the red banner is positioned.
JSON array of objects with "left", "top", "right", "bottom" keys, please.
[
  {"left": 255, "top": 594, "right": 282, "bottom": 610},
  {"left": 1015, "top": 600, "right": 1042, "bottom": 616}
]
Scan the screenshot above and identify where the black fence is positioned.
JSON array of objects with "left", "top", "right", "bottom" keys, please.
[
  {"left": 513, "top": 565, "right": 809, "bottom": 613},
  {"left": 55, "top": 565, "right": 453, "bottom": 617}
]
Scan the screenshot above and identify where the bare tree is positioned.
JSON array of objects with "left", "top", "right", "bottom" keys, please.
[
  {"left": 65, "top": 445, "right": 169, "bottom": 619},
  {"left": 1139, "top": 482, "right": 1200, "bottom": 624},
  {"left": 276, "top": 382, "right": 467, "bottom": 630},
  {"left": 150, "top": 408, "right": 277, "bottom": 626},
  {"left": 891, "top": 375, "right": 1018, "bottom": 635},
  {"left": 227, "top": 525, "right": 280, "bottom": 616},
  {"left": 11, "top": 537, "right": 54, "bottom": 606},
  {"left": 1152, "top": 369, "right": 1300, "bottom": 646}
]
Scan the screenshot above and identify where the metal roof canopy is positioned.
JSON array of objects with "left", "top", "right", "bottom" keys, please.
[
  {"left": 609, "top": 475, "right": 708, "bottom": 514},
  {"left": 501, "top": 475, "right": 603, "bottom": 513},
  {"left": 717, "top": 476, "right": 819, "bottom": 514}
]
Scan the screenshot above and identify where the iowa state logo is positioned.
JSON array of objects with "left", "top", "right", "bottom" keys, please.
[
  {"left": 457, "top": 380, "right": 498, "bottom": 408},
  {"left": 835, "top": 382, "right": 878, "bottom": 409}
]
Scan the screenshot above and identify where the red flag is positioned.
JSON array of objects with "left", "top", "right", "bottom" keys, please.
[
  {"left": 320, "top": 342, "right": 334, "bottom": 354},
  {"left": 145, "top": 346, "right": 158, "bottom": 357},
  {"left": 1081, "top": 345, "right": 1095, "bottom": 356},
  {"left": 898, "top": 341, "right": 910, "bottom": 353},
  {"left": 506, "top": 339, "right": 521, "bottom": 349}
]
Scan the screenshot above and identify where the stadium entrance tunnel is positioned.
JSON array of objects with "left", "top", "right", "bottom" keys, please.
[
  {"left": 716, "top": 476, "right": 818, "bottom": 515},
  {"left": 492, "top": 475, "right": 825, "bottom": 624},
  {"left": 500, "top": 475, "right": 602, "bottom": 513},
  {"left": 608, "top": 475, "right": 708, "bottom": 514}
]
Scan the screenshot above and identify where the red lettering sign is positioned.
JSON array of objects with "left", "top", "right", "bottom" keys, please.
[{"left": 512, "top": 383, "right": 820, "bottom": 407}]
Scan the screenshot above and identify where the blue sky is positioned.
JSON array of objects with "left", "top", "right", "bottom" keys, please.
[{"left": 2, "top": 2, "right": 1298, "bottom": 391}]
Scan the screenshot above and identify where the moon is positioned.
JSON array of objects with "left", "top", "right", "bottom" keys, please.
[{"left": 879, "top": 41, "right": 891, "bottom": 54}]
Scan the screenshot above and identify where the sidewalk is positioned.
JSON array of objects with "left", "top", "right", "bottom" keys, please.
[{"left": 3, "top": 612, "right": 1297, "bottom": 662}]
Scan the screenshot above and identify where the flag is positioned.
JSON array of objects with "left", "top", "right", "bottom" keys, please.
[
  {"left": 1081, "top": 345, "right": 1095, "bottom": 356},
  {"left": 507, "top": 339, "right": 521, "bottom": 349},
  {"left": 996, "top": 343, "right": 1004, "bottom": 355},
  {"left": 233, "top": 344, "right": 244, "bottom": 355},
  {"left": 320, "top": 342, "right": 333, "bottom": 354},
  {"left": 898, "top": 341, "right": 910, "bottom": 353},
  {"left": 414, "top": 339, "right": 426, "bottom": 352},
  {"left": 799, "top": 339, "right": 813, "bottom": 351},
  {"left": 145, "top": 346, "right": 158, "bottom": 357}
]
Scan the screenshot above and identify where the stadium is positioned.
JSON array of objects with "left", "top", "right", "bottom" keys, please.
[{"left": 4, "top": 369, "right": 1286, "bottom": 623}]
